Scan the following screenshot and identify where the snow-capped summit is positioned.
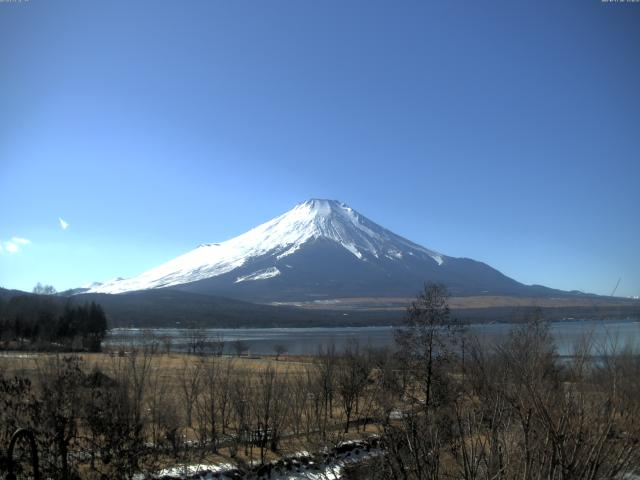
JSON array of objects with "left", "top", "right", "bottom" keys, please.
[
  {"left": 89, "top": 199, "right": 443, "bottom": 295},
  {"left": 87, "top": 199, "right": 531, "bottom": 300}
]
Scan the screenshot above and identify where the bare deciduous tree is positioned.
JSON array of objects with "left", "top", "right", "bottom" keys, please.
[
  {"left": 254, "top": 365, "right": 288, "bottom": 463},
  {"left": 337, "top": 340, "right": 369, "bottom": 433},
  {"left": 178, "top": 358, "right": 202, "bottom": 428},
  {"left": 273, "top": 343, "right": 287, "bottom": 361},
  {"left": 233, "top": 339, "right": 249, "bottom": 357}
]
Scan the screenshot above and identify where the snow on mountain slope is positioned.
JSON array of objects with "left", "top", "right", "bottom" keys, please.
[
  {"left": 235, "top": 267, "right": 281, "bottom": 283},
  {"left": 88, "top": 199, "right": 445, "bottom": 294}
]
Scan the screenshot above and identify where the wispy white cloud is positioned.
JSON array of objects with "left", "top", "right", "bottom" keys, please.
[
  {"left": 0, "top": 237, "right": 32, "bottom": 254},
  {"left": 4, "top": 242, "right": 19, "bottom": 253},
  {"left": 59, "top": 217, "right": 69, "bottom": 230}
]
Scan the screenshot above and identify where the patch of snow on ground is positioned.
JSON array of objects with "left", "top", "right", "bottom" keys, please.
[
  {"left": 134, "top": 462, "right": 234, "bottom": 480},
  {"left": 135, "top": 439, "right": 382, "bottom": 480}
]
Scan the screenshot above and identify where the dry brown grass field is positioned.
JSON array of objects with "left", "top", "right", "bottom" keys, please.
[
  {"left": 0, "top": 351, "right": 313, "bottom": 379},
  {"left": 0, "top": 347, "right": 386, "bottom": 478},
  {"left": 272, "top": 295, "right": 639, "bottom": 311}
]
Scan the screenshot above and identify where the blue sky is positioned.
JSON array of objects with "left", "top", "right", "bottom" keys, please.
[{"left": 1, "top": 0, "right": 639, "bottom": 297}]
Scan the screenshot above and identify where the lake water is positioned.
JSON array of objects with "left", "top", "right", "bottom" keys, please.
[{"left": 104, "top": 319, "right": 640, "bottom": 356}]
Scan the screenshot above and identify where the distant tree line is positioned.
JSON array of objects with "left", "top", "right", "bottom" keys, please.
[{"left": 0, "top": 287, "right": 107, "bottom": 351}]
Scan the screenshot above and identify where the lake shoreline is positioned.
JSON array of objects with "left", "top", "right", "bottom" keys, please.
[{"left": 104, "top": 318, "right": 640, "bottom": 356}]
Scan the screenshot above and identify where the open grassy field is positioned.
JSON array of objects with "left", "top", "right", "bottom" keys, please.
[
  {"left": 0, "top": 350, "right": 313, "bottom": 376},
  {"left": 272, "top": 295, "right": 640, "bottom": 311}
]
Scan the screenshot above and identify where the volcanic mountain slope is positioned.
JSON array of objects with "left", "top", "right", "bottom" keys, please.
[{"left": 88, "top": 199, "right": 566, "bottom": 301}]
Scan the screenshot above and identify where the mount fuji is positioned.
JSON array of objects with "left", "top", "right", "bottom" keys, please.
[{"left": 86, "top": 199, "right": 563, "bottom": 302}]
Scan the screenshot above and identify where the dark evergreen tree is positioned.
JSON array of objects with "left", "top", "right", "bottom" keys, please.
[{"left": 0, "top": 293, "right": 107, "bottom": 351}]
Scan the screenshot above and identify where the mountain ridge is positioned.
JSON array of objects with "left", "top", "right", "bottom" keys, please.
[{"left": 84, "top": 199, "right": 584, "bottom": 301}]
